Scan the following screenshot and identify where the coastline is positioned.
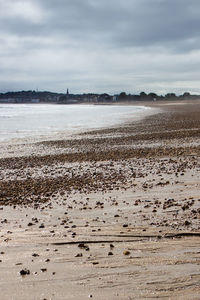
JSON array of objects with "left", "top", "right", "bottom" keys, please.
[
  {"left": 0, "top": 103, "right": 159, "bottom": 158},
  {"left": 0, "top": 100, "right": 199, "bottom": 299},
  {"left": 0, "top": 104, "right": 155, "bottom": 149}
]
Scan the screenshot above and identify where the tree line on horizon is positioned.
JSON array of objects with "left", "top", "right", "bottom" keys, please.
[{"left": 0, "top": 90, "right": 199, "bottom": 103}]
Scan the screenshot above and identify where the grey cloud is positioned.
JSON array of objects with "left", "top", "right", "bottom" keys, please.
[
  {"left": 1, "top": 1, "right": 199, "bottom": 44},
  {"left": 1, "top": 0, "right": 200, "bottom": 50},
  {"left": 38, "top": 0, "right": 200, "bottom": 50},
  {"left": 0, "top": 0, "right": 200, "bottom": 93}
]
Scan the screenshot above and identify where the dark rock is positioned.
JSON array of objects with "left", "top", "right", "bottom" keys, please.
[
  {"left": 41, "top": 268, "right": 47, "bottom": 272},
  {"left": 32, "top": 253, "right": 39, "bottom": 257},
  {"left": 20, "top": 268, "right": 30, "bottom": 275},
  {"left": 75, "top": 253, "right": 83, "bottom": 257},
  {"left": 123, "top": 224, "right": 128, "bottom": 228}
]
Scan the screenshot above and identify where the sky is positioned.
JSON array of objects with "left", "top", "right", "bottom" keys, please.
[{"left": 0, "top": 0, "right": 200, "bottom": 95}]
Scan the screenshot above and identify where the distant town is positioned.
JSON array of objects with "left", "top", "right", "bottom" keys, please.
[{"left": 0, "top": 89, "right": 199, "bottom": 104}]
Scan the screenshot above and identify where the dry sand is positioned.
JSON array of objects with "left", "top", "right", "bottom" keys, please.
[{"left": 0, "top": 100, "right": 199, "bottom": 300}]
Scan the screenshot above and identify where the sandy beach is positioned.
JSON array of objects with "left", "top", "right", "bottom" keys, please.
[{"left": 0, "top": 100, "right": 199, "bottom": 300}]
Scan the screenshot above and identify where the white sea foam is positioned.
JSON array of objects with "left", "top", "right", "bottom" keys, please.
[{"left": 0, "top": 103, "right": 152, "bottom": 143}]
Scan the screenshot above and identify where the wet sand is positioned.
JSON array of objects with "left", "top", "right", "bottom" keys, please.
[{"left": 0, "top": 100, "right": 200, "bottom": 299}]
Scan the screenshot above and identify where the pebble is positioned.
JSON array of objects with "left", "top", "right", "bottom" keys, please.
[{"left": 20, "top": 268, "right": 30, "bottom": 276}]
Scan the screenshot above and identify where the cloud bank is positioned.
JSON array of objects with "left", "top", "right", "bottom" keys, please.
[{"left": 0, "top": 0, "right": 200, "bottom": 94}]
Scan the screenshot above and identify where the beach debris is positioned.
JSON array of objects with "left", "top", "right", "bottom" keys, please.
[
  {"left": 20, "top": 268, "right": 30, "bottom": 276},
  {"left": 27, "top": 222, "right": 33, "bottom": 226},
  {"left": 75, "top": 253, "right": 83, "bottom": 257},
  {"left": 123, "top": 224, "right": 128, "bottom": 228},
  {"left": 41, "top": 268, "right": 47, "bottom": 272},
  {"left": 78, "top": 243, "right": 90, "bottom": 251},
  {"left": 123, "top": 250, "right": 130, "bottom": 256},
  {"left": 39, "top": 223, "right": 45, "bottom": 228},
  {"left": 32, "top": 253, "right": 39, "bottom": 257},
  {"left": 184, "top": 220, "right": 191, "bottom": 226},
  {"left": 78, "top": 243, "right": 85, "bottom": 248},
  {"left": 110, "top": 244, "right": 114, "bottom": 249}
]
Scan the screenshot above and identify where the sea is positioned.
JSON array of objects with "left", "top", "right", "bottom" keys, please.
[{"left": 0, "top": 103, "right": 150, "bottom": 143}]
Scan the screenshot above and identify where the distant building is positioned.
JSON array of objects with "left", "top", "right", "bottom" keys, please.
[
  {"left": 31, "top": 99, "right": 40, "bottom": 103},
  {"left": 0, "top": 98, "right": 13, "bottom": 103},
  {"left": 66, "top": 88, "right": 70, "bottom": 100}
]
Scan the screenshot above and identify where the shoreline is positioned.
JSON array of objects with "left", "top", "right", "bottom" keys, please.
[
  {"left": 0, "top": 103, "right": 154, "bottom": 141},
  {"left": 0, "top": 100, "right": 199, "bottom": 299},
  {"left": 0, "top": 104, "right": 159, "bottom": 158},
  {"left": 1, "top": 99, "right": 199, "bottom": 149}
]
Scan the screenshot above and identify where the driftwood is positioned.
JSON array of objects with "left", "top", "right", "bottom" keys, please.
[{"left": 52, "top": 232, "right": 200, "bottom": 246}]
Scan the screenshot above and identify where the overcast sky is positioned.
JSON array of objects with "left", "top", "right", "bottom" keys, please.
[{"left": 0, "top": 0, "right": 200, "bottom": 95}]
